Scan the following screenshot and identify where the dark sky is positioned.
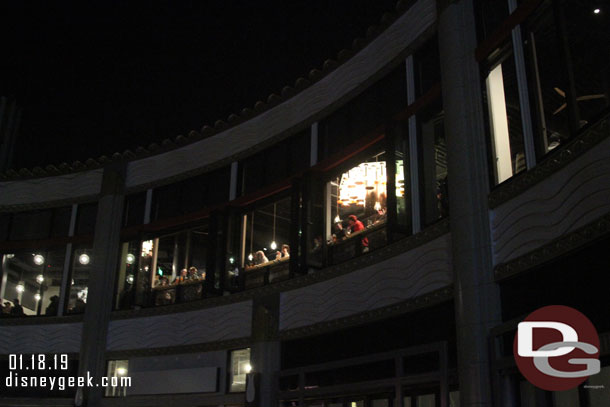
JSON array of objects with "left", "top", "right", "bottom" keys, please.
[{"left": 0, "top": 0, "right": 398, "bottom": 169}]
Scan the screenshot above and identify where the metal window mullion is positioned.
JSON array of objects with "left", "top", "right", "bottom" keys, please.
[
  {"left": 58, "top": 203, "right": 78, "bottom": 316},
  {"left": 143, "top": 188, "right": 153, "bottom": 224},
  {"left": 229, "top": 161, "right": 239, "bottom": 201},
  {"left": 310, "top": 122, "right": 319, "bottom": 167},
  {"left": 509, "top": 0, "right": 537, "bottom": 169},
  {"left": 406, "top": 55, "right": 421, "bottom": 234}
]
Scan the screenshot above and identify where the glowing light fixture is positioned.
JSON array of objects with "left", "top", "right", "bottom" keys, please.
[
  {"left": 79, "top": 253, "right": 90, "bottom": 265},
  {"left": 594, "top": 8, "right": 601, "bottom": 14},
  {"left": 126, "top": 253, "right": 135, "bottom": 264},
  {"left": 270, "top": 203, "right": 277, "bottom": 251},
  {"left": 33, "top": 254, "right": 45, "bottom": 265},
  {"left": 334, "top": 215, "right": 341, "bottom": 224},
  {"left": 16, "top": 282, "right": 25, "bottom": 293},
  {"left": 116, "top": 367, "right": 127, "bottom": 376},
  {"left": 34, "top": 293, "right": 42, "bottom": 301},
  {"left": 229, "top": 257, "right": 235, "bottom": 264},
  {"left": 243, "top": 363, "right": 253, "bottom": 374},
  {"left": 248, "top": 253, "right": 254, "bottom": 261},
  {"left": 36, "top": 274, "right": 44, "bottom": 284},
  {"left": 126, "top": 274, "right": 134, "bottom": 284}
]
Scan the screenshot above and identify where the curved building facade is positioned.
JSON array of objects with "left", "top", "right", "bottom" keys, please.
[{"left": 1, "top": 0, "right": 609, "bottom": 406}]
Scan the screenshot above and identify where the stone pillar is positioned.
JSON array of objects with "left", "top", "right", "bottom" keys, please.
[
  {"left": 436, "top": 0, "right": 502, "bottom": 405},
  {"left": 250, "top": 293, "right": 280, "bottom": 407},
  {"left": 76, "top": 162, "right": 126, "bottom": 407}
]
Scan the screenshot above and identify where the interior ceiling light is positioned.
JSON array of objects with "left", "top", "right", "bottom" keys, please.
[
  {"left": 16, "top": 282, "right": 25, "bottom": 293},
  {"left": 34, "top": 293, "right": 42, "bottom": 301},
  {"left": 79, "top": 253, "right": 90, "bottom": 265},
  {"left": 594, "top": 8, "right": 601, "bottom": 14},
  {"left": 126, "top": 253, "right": 135, "bottom": 264},
  {"left": 33, "top": 254, "right": 45, "bottom": 265},
  {"left": 36, "top": 274, "right": 44, "bottom": 284}
]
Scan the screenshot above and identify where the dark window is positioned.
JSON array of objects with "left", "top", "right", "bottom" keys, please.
[
  {"left": 51, "top": 206, "right": 72, "bottom": 237},
  {"left": 414, "top": 36, "right": 441, "bottom": 97},
  {"left": 9, "top": 210, "right": 53, "bottom": 240},
  {"left": 123, "top": 192, "right": 147, "bottom": 227},
  {"left": 0, "top": 213, "right": 10, "bottom": 241},
  {"left": 318, "top": 61, "right": 407, "bottom": 161},
  {"left": 76, "top": 203, "right": 98, "bottom": 236},
  {"left": 152, "top": 166, "right": 231, "bottom": 220},
  {"left": 241, "top": 131, "right": 310, "bottom": 196}
]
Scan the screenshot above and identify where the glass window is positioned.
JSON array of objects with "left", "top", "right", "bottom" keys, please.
[
  {"left": 241, "top": 132, "right": 310, "bottom": 196},
  {"left": 115, "top": 240, "right": 140, "bottom": 310},
  {"left": 484, "top": 46, "right": 527, "bottom": 184},
  {"left": 51, "top": 206, "right": 72, "bottom": 237},
  {"left": 563, "top": 1, "right": 610, "bottom": 126},
  {"left": 135, "top": 239, "right": 154, "bottom": 306},
  {"left": 475, "top": 0, "right": 511, "bottom": 41},
  {"left": 0, "top": 249, "right": 65, "bottom": 316},
  {"left": 229, "top": 348, "right": 251, "bottom": 393},
  {"left": 418, "top": 97, "right": 449, "bottom": 226},
  {"left": 122, "top": 192, "right": 146, "bottom": 227},
  {"left": 327, "top": 152, "right": 388, "bottom": 262},
  {"left": 394, "top": 125, "right": 411, "bottom": 231},
  {"left": 152, "top": 166, "right": 231, "bottom": 220},
  {"left": 66, "top": 245, "right": 92, "bottom": 314},
  {"left": 523, "top": 6, "right": 571, "bottom": 158},
  {"left": 241, "top": 196, "right": 292, "bottom": 287},
  {"left": 0, "top": 213, "right": 10, "bottom": 241},
  {"left": 76, "top": 203, "right": 98, "bottom": 236},
  {"left": 9, "top": 210, "right": 53, "bottom": 240},
  {"left": 417, "top": 394, "right": 436, "bottom": 407},
  {"left": 414, "top": 36, "right": 441, "bottom": 97},
  {"left": 105, "top": 360, "right": 129, "bottom": 397},
  {"left": 449, "top": 390, "right": 460, "bottom": 407}
]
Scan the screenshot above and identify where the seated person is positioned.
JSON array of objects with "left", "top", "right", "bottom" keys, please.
[
  {"left": 172, "top": 268, "right": 188, "bottom": 284},
  {"left": 347, "top": 214, "right": 369, "bottom": 252},
  {"left": 187, "top": 266, "right": 201, "bottom": 280},
  {"left": 10, "top": 299, "right": 24, "bottom": 316},
  {"left": 275, "top": 244, "right": 290, "bottom": 260},
  {"left": 375, "top": 207, "right": 387, "bottom": 224},
  {"left": 254, "top": 250, "right": 269, "bottom": 265},
  {"left": 45, "top": 295, "right": 59, "bottom": 316}
]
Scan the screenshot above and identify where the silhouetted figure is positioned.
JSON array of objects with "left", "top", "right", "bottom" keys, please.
[
  {"left": 10, "top": 298, "right": 24, "bottom": 316},
  {"left": 45, "top": 295, "right": 59, "bottom": 316}
]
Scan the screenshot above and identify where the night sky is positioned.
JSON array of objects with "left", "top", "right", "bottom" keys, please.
[{"left": 0, "top": 0, "right": 397, "bottom": 169}]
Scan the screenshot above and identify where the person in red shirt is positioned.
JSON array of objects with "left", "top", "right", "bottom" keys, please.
[{"left": 347, "top": 214, "right": 369, "bottom": 252}]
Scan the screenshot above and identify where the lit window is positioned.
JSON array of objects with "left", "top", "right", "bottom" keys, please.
[
  {"left": 229, "top": 348, "right": 251, "bottom": 392},
  {"left": 105, "top": 360, "right": 129, "bottom": 397}
]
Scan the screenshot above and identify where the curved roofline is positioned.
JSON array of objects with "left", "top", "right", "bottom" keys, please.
[
  {"left": 0, "top": 0, "right": 414, "bottom": 182},
  {"left": 0, "top": 0, "right": 437, "bottom": 209}
]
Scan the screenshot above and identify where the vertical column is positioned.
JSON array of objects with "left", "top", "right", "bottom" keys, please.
[
  {"left": 58, "top": 203, "right": 78, "bottom": 316},
  {"left": 76, "top": 162, "right": 126, "bottom": 407},
  {"left": 250, "top": 293, "right": 280, "bottom": 407},
  {"left": 437, "top": 0, "right": 501, "bottom": 406},
  {"left": 406, "top": 55, "right": 421, "bottom": 234}
]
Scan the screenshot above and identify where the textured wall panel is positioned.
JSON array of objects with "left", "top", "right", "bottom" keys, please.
[
  {"left": 0, "top": 322, "right": 82, "bottom": 354},
  {"left": 106, "top": 301, "right": 252, "bottom": 351},
  {"left": 0, "top": 169, "right": 102, "bottom": 207},
  {"left": 491, "top": 136, "right": 610, "bottom": 265},
  {"left": 279, "top": 234, "right": 452, "bottom": 331},
  {"left": 125, "top": 0, "right": 436, "bottom": 188}
]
